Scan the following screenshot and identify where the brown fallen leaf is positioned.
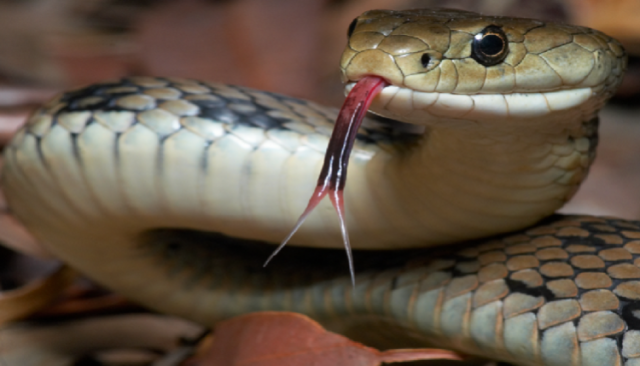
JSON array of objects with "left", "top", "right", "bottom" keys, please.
[
  {"left": 0, "top": 87, "right": 57, "bottom": 108},
  {"left": 0, "top": 266, "right": 76, "bottom": 325},
  {"left": 0, "top": 112, "right": 28, "bottom": 145},
  {"left": 197, "top": 312, "right": 464, "bottom": 366},
  {"left": 33, "top": 288, "right": 143, "bottom": 321},
  {"left": 135, "top": 0, "right": 325, "bottom": 100},
  {"left": 0, "top": 314, "right": 204, "bottom": 366},
  {"left": 0, "top": 210, "right": 52, "bottom": 258},
  {"left": 0, "top": 156, "right": 54, "bottom": 258},
  {"left": 566, "top": 0, "right": 640, "bottom": 54}
]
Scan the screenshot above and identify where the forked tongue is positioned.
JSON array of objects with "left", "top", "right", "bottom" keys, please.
[{"left": 264, "top": 76, "right": 388, "bottom": 285}]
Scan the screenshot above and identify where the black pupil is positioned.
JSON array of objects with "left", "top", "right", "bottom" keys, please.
[{"left": 479, "top": 34, "right": 504, "bottom": 56}]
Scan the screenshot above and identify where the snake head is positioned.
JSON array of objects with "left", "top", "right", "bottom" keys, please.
[{"left": 340, "top": 9, "right": 627, "bottom": 125}]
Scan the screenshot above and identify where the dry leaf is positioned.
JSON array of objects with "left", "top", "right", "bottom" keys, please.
[
  {"left": 199, "top": 312, "right": 464, "bottom": 366},
  {"left": 0, "top": 314, "right": 204, "bottom": 366},
  {"left": 33, "top": 290, "right": 141, "bottom": 321},
  {"left": 136, "top": 0, "right": 325, "bottom": 99},
  {"left": 0, "top": 266, "right": 75, "bottom": 325},
  {"left": 0, "top": 210, "right": 52, "bottom": 258},
  {"left": 566, "top": 0, "right": 640, "bottom": 54},
  {"left": 0, "top": 87, "right": 57, "bottom": 107}
]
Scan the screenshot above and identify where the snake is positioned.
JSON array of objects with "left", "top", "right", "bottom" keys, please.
[{"left": 1, "top": 7, "right": 633, "bottom": 366}]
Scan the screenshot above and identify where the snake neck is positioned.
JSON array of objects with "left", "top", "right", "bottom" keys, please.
[{"left": 357, "top": 104, "right": 600, "bottom": 247}]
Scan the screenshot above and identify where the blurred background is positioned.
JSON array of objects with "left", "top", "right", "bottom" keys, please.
[{"left": 0, "top": 0, "right": 638, "bottom": 365}]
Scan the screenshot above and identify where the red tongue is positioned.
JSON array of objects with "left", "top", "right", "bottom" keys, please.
[{"left": 264, "top": 76, "right": 388, "bottom": 285}]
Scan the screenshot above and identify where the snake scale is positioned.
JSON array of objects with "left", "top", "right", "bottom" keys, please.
[{"left": 1, "top": 8, "right": 634, "bottom": 366}]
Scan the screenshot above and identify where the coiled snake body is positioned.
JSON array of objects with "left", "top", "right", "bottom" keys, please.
[{"left": 1, "top": 8, "right": 633, "bottom": 366}]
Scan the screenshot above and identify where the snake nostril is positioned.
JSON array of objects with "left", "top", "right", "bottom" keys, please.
[
  {"left": 166, "top": 241, "right": 181, "bottom": 252},
  {"left": 421, "top": 54, "right": 431, "bottom": 68}
]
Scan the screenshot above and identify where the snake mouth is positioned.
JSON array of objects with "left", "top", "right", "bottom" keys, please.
[{"left": 344, "top": 81, "right": 594, "bottom": 123}]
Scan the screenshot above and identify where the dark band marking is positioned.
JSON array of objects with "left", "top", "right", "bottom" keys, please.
[{"left": 56, "top": 78, "right": 420, "bottom": 147}]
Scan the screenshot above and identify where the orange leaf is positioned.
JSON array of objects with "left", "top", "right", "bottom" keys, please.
[
  {"left": 199, "top": 312, "right": 464, "bottom": 366},
  {"left": 0, "top": 266, "right": 76, "bottom": 324}
]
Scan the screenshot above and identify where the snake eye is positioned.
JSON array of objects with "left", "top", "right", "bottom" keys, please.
[
  {"left": 471, "top": 25, "right": 508, "bottom": 66},
  {"left": 347, "top": 18, "right": 358, "bottom": 38}
]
